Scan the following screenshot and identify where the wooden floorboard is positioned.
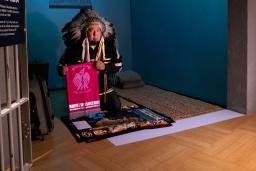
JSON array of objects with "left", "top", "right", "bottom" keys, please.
[{"left": 31, "top": 113, "right": 256, "bottom": 171}]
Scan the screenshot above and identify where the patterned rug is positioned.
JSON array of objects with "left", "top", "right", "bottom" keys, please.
[
  {"left": 61, "top": 107, "right": 175, "bottom": 143},
  {"left": 115, "top": 85, "right": 223, "bottom": 120}
]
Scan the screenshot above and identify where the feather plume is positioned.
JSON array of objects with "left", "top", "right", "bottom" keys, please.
[{"left": 62, "top": 9, "right": 116, "bottom": 47}]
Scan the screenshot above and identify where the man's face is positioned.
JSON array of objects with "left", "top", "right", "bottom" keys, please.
[{"left": 87, "top": 23, "right": 102, "bottom": 45}]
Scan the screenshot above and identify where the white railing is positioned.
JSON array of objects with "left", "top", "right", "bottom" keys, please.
[{"left": 0, "top": 44, "right": 31, "bottom": 171}]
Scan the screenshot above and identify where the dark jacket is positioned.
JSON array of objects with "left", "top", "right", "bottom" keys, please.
[{"left": 59, "top": 39, "right": 122, "bottom": 94}]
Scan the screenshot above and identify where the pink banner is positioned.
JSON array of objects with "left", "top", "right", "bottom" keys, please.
[{"left": 66, "top": 62, "right": 100, "bottom": 113}]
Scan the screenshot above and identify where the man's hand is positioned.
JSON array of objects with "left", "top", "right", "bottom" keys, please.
[
  {"left": 95, "top": 61, "right": 105, "bottom": 70},
  {"left": 60, "top": 65, "right": 68, "bottom": 75}
]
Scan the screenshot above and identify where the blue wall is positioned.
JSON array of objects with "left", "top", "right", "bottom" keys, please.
[
  {"left": 130, "top": 0, "right": 227, "bottom": 106},
  {"left": 27, "top": 0, "right": 228, "bottom": 106},
  {"left": 26, "top": 0, "right": 132, "bottom": 89}
]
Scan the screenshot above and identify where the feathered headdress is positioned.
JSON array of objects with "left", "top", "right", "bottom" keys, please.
[{"left": 62, "top": 8, "right": 116, "bottom": 47}]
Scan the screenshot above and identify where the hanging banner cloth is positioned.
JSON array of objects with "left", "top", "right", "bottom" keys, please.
[{"left": 66, "top": 62, "right": 100, "bottom": 117}]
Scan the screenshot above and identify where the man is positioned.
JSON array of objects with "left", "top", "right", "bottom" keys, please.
[{"left": 58, "top": 9, "right": 122, "bottom": 113}]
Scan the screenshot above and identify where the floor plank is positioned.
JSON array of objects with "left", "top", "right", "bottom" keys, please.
[{"left": 31, "top": 113, "right": 256, "bottom": 171}]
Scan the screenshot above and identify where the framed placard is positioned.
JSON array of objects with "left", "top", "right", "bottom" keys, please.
[
  {"left": 0, "top": 0, "right": 25, "bottom": 47},
  {"left": 49, "top": 0, "right": 92, "bottom": 9}
]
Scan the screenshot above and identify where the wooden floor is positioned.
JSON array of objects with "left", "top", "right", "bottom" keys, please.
[{"left": 31, "top": 113, "right": 256, "bottom": 171}]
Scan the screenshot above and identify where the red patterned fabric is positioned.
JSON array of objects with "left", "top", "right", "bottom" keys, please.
[{"left": 66, "top": 62, "right": 100, "bottom": 114}]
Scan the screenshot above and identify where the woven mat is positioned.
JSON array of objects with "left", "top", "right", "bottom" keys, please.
[{"left": 116, "top": 85, "right": 222, "bottom": 120}]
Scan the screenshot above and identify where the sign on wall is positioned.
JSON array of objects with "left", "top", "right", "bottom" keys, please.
[
  {"left": 49, "top": 0, "right": 92, "bottom": 9},
  {"left": 0, "top": 0, "right": 25, "bottom": 47}
]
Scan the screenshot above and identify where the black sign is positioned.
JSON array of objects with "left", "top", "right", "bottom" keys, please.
[
  {"left": 49, "top": 0, "right": 92, "bottom": 9},
  {"left": 0, "top": 0, "right": 25, "bottom": 47}
]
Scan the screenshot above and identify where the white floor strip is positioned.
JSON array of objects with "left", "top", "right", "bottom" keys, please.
[{"left": 108, "top": 109, "right": 244, "bottom": 146}]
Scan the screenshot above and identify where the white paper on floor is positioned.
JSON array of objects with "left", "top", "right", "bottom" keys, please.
[
  {"left": 72, "top": 120, "right": 91, "bottom": 130},
  {"left": 108, "top": 109, "right": 243, "bottom": 146}
]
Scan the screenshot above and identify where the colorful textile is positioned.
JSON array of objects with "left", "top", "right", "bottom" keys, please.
[
  {"left": 66, "top": 62, "right": 100, "bottom": 115},
  {"left": 61, "top": 107, "right": 175, "bottom": 143}
]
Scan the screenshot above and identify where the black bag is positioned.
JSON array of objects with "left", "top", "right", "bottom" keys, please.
[
  {"left": 29, "top": 75, "right": 54, "bottom": 134},
  {"left": 29, "top": 92, "right": 44, "bottom": 141},
  {"left": 38, "top": 76, "right": 54, "bottom": 132}
]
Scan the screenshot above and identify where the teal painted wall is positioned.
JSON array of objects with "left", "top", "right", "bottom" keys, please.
[
  {"left": 130, "top": 0, "right": 227, "bottom": 106},
  {"left": 27, "top": 0, "right": 228, "bottom": 106},
  {"left": 26, "top": 0, "right": 132, "bottom": 89}
]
